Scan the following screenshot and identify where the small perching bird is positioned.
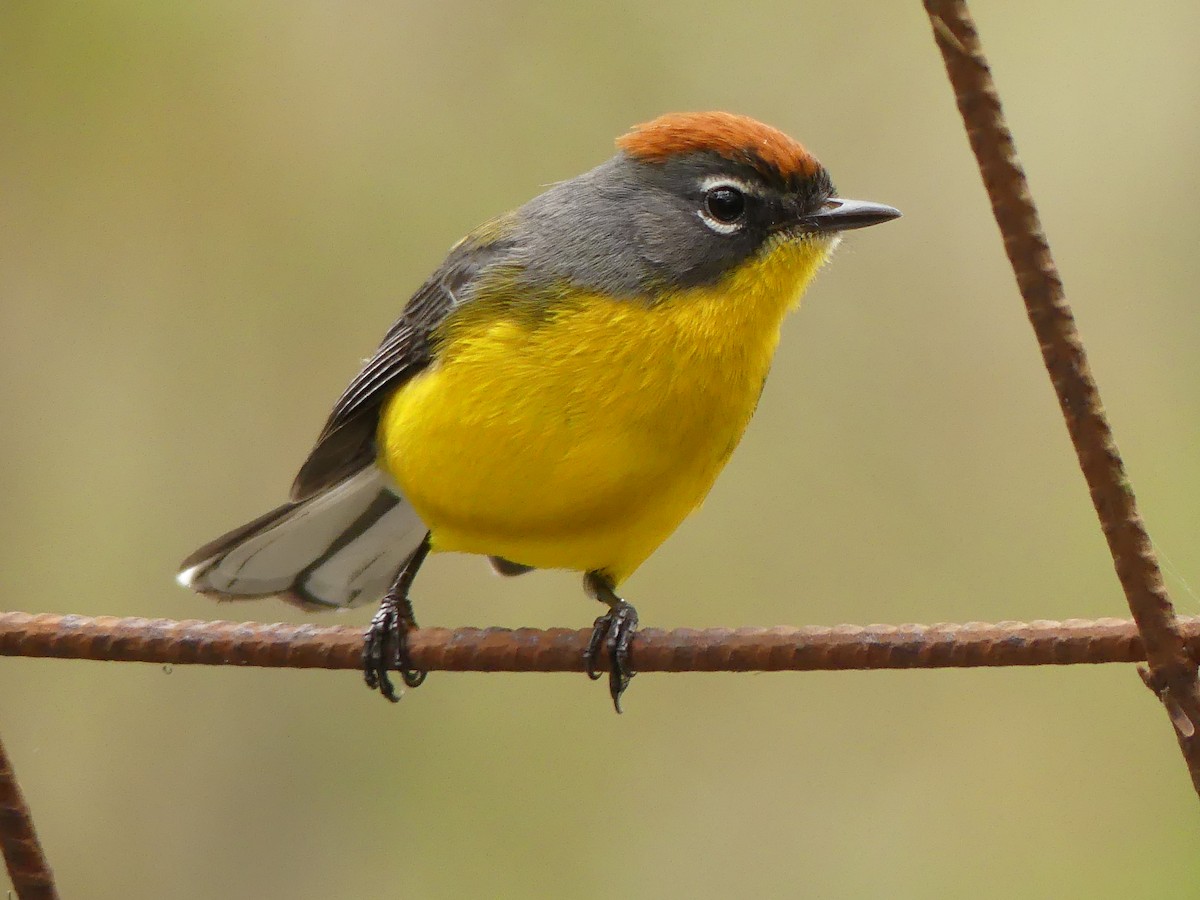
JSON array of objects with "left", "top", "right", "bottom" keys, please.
[{"left": 178, "top": 111, "right": 900, "bottom": 711}]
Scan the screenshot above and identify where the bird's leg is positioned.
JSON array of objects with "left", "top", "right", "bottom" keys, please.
[
  {"left": 363, "top": 532, "right": 431, "bottom": 702},
  {"left": 583, "top": 571, "right": 639, "bottom": 713}
]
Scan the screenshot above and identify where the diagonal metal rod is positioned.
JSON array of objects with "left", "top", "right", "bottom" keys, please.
[
  {"left": 0, "top": 728, "right": 58, "bottom": 900},
  {"left": 923, "top": 0, "right": 1200, "bottom": 795},
  {"left": 4, "top": 611, "right": 1200, "bottom": 673}
]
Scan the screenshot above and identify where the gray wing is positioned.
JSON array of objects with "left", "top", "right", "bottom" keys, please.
[{"left": 290, "top": 232, "right": 513, "bottom": 500}]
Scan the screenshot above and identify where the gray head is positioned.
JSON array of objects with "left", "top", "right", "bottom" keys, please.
[{"left": 511, "top": 111, "right": 900, "bottom": 297}]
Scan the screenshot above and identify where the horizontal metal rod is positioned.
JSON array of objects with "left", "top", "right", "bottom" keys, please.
[{"left": 3, "top": 611, "right": 1198, "bottom": 673}]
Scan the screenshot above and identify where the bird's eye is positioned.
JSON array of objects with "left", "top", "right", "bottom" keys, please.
[{"left": 703, "top": 186, "right": 746, "bottom": 225}]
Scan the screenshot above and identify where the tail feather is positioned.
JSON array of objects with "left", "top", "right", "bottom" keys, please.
[{"left": 177, "top": 467, "right": 426, "bottom": 610}]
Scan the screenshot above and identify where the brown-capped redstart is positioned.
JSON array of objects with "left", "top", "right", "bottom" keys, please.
[{"left": 178, "top": 112, "right": 900, "bottom": 711}]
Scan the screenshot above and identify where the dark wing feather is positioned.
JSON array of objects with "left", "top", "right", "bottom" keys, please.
[{"left": 290, "top": 232, "right": 512, "bottom": 500}]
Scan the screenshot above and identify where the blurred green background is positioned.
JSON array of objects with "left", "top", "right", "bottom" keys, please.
[{"left": 3, "top": 2, "right": 1200, "bottom": 897}]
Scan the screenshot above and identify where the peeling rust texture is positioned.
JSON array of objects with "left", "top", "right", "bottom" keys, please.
[
  {"left": 924, "top": 0, "right": 1200, "bottom": 795},
  {"left": 4, "top": 611, "right": 1200, "bottom": 674}
]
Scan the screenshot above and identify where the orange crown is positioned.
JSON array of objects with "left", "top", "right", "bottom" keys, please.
[{"left": 617, "top": 112, "right": 821, "bottom": 181}]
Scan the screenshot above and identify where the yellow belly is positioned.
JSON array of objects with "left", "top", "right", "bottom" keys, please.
[{"left": 377, "top": 238, "right": 832, "bottom": 584}]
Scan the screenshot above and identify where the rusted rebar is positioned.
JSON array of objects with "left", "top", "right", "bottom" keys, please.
[
  {"left": 923, "top": 0, "right": 1200, "bottom": 795},
  {"left": 0, "top": 729, "right": 58, "bottom": 900},
  {"left": 4, "top": 611, "right": 1200, "bottom": 673}
]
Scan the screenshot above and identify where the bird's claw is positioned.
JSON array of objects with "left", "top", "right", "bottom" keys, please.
[
  {"left": 584, "top": 600, "right": 638, "bottom": 713},
  {"left": 363, "top": 595, "right": 426, "bottom": 702}
]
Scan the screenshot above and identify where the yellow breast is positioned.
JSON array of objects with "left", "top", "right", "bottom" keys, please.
[{"left": 377, "top": 237, "right": 833, "bottom": 583}]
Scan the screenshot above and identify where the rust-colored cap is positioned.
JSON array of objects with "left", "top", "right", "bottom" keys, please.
[{"left": 617, "top": 111, "right": 821, "bottom": 181}]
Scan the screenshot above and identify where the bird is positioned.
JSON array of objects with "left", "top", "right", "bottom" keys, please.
[{"left": 177, "top": 111, "right": 900, "bottom": 711}]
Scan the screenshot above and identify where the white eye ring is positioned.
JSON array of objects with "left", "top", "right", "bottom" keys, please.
[{"left": 697, "top": 176, "right": 753, "bottom": 235}]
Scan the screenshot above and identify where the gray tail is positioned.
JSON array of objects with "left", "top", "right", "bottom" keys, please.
[{"left": 177, "top": 467, "right": 427, "bottom": 610}]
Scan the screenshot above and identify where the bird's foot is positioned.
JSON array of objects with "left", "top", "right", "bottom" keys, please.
[
  {"left": 584, "top": 600, "right": 639, "bottom": 713},
  {"left": 363, "top": 593, "right": 426, "bottom": 702}
]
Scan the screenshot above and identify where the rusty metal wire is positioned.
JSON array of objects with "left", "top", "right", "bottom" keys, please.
[
  {"left": 0, "top": 729, "right": 58, "bottom": 900},
  {"left": 923, "top": 0, "right": 1200, "bottom": 795},
  {"left": 5, "top": 611, "right": 1200, "bottom": 673}
]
